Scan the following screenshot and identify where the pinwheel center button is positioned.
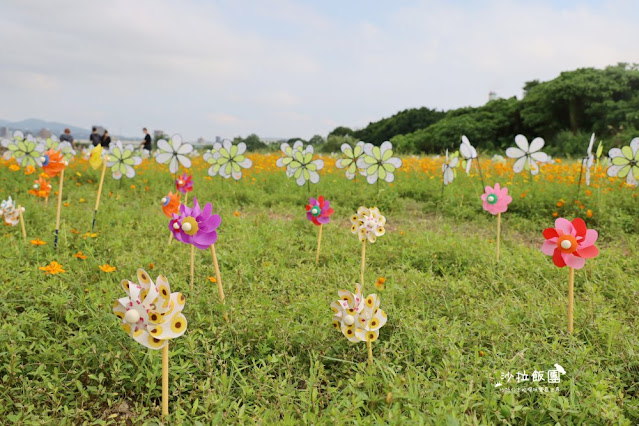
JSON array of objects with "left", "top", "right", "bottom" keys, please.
[
  {"left": 344, "top": 314, "right": 355, "bottom": 326},
  {"left": 125, "top": 309, "right": 141, "bottom": 324},
  {"left": 487, "top": 194, "right": 498, "bottom": 204}
]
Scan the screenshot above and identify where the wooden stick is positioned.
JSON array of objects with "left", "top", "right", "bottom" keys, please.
[
  {"left": 360, "top": 239, "right": 366, "bottom": 285},
  {"left": 568, "top": 267, "right": 574, "bottom": 333},
  {"left": 315, "top": 224, "right": 323, "bottom": 266},
  {"left": 162, "top": 343, "right": 169, "bottom": 417},
  {"left": 367, "top": 339, "right": 373, "bottom": 366},
  {"left": 18, "top": 206, "right": 26, "bottom": 240},
  {"left": 210, "top": 244, "right": 228, "bottom": 321},
  {"left": 496, "top": 212, "right": 501, "bottom": 262},
  {"left": 167, "top": 232, "right": 173, "bottom": 246},
  {"left": 91, "top": 160, "right": 107, "bottom": 231},
  {"left": 190, "top": 245, "right": 195, "bottom": 290},
  {"left": 54, "top": 169, "right": 64, "bottom": 250},
  {"left": 45, "top": 196, "right": 48, "bottom": 206}
]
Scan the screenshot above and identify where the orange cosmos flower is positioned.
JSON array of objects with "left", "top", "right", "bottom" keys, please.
[
  {"left": 99, "top": 264, "right": 116, "bottom": 272},
  {"left": 40, "top": 261, "right": 66, "bottom": 274},
  {"left": 73, "top": 251, "right": 87, "bottom": 259},
  {"left": 24, "top": 165, "right": 36, "bottom": 175},
  {"left": 9, "top": 164, "right": 20, "bottom": 171},
  {"left": 30, "top": 239, "right": 46, "bottom": 246}
]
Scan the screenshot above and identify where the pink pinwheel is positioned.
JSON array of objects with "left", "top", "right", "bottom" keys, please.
[
  {"left": 542, "top": 218, "right": 599, "bottom": 269},
  {"left": 305, "top": 195, "right": 334, "bottom": 226},
  {"left": 175, "top": 172, "right": 193, "bottom": 194},
  {"left": 481, "top": 183, "right": 512, "bottom": 215},
  {"left": 169, "top": 197, "right": 221, "bottom": 249}
]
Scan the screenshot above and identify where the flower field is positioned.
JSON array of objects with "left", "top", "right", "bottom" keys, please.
[{"left": 1, "top": 150, "right": 638, "bottom": 424}]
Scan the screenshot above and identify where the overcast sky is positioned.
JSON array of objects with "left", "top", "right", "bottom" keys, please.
[{"left": 1, "top": 0, "right": 638, "bottom": 140}]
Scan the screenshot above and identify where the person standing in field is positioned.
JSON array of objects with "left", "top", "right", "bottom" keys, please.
[
  {"left": 101, "top": 130, "right": 111, "bottom": 148},
  {"left": 59, "top": 128, "right": 77, "bottom": 150},
  {"left": 90, "top": 127, "right": 102, "bottom": 147},
  {"left": 141, "top": 127, "right": 152, "bottom": 151}
]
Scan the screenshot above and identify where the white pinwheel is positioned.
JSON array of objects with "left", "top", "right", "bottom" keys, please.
[
  {"left": 459, "top": 135, "right": 478, "bottom": 174},
  {"left": 275, "top": 140, "right": 304, "bottom": 176},
  {"left": 442, "top": 149, "right": 459, "bottom": 185},
  {"left": 336, "top": 141, "right": 366, "bottom": 180},
  {"left": 0, "top": 196, "right": 25, "bottom": 226},
  {"left": 285, "top": 143, "right": 324, "bottom": 186},
  {"left": 113, "top": 269, "right": 187, "bottom": 350},
  {"left": 582, "top": 133, "right": 596, "bottom": 186},
  {"left": 42, "top": 135, "right": 59, "bottom": 151},
  {"left": 107, "top": 141, "right": 142, "bottom": 179},
  {"left": 350, "top": 206, "right": 386, "bottom": 243},
  {"left": 607, "top": 138, "right": 639, "bottom": 187},
  {"left": 156, "top": 134, "right": 194, "bottom": 174},
  {"left": 505, "top": 134, "right": 549, "bottom": 175},
  {"left": 58, "top": 141, "right": 76, "bottom": 163},
  {"left": 330, "top": 283, "right": 388, "bottom": 344},
  {"left": 2, "top": 131, "right": 45, "bottom": 167},
  {"left": 357, "top": 141, "right": 402, "bottom": 184},
  {"left": 203, "top": 140, "right": 252, "bottom": 180}
]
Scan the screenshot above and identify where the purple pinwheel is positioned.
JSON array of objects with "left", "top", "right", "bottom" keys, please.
[
  {"left": 169, "top": 197, "right": 221, "bottom": 249},
  {"left": 305, "top": 195, "right": 334, "bottom": 226}
]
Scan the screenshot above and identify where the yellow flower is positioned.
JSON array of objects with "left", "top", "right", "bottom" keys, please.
[
  {"left": 99, "top": 264, "right": 116, "bottom": 273},
  {"left": 40, "top": 261, "right": 66, "bottom": 274},
  {"left": 586, "top": 209, "right": 593, "bottom": 218},
  {"left": 9, "top": 164, "right": 20, "bottom": 171},
  {"left": 73, "top": 251, "right": 87, "bottom": 259},
  {"left": 82, "top": 232, "right": 98, "bottom": 238},
  {"left": 79, "top": 198, "right": 86, "bottom": 203},
  {"left": 30, "top": 239, "right": 46, "bottom": 246},
  {"left": 24, "top": 165, "right": 36, "bottom": 175},
  {"left": 63, "top": 202, "right": 70, "bottom": 207},
  {"left": 375, "top": 277, "right": 386, "bottom": 290},
  {"left": 207, "top": 276, "right": 217, "bottom": 283}
]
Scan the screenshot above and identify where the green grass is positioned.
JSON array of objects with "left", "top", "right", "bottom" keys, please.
[{"left": 0, "top": 158, "right": 638, "bottom": 424}]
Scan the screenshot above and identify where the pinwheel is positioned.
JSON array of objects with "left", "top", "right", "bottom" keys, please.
[
  {"left": 58, "top": 141, "right": 76, "bottom": 163},
  {"left": 542, "top": 218, "right": 599, "bottom": 333},
  {"left": 107, "top": 141, "right": 142, "bottom": 180},
  {"left": 350, "top": 207, "right": 386, "bottom": 285},
  {"left": 460, "top": 135, "right": 485, "bottom": 187},
  {"left": 161, "top": 192, "right": 181, "bottom": 218},
  {"left": 305, "top": 196, "right": 334, "bottom": 265},
  {"left": 203, "top": 140, "right": 252, "bottom": 181},
  {"left": 275, "top": 140, "right": 304, "bottom": 176},
  {"left": 28, "top": 177, "right": 51, "bottom": 199},
  {"left": 42, "top": 135, "right": 59, "bottom": 150},
  {"left": 113, "top": 269, "right": 187, "bottom": 417},
  {"left": 0, "top": 197, "right": 26, "bottom": 238},
  {"left": 169, "top": 198, "right": 225, "bottom": 314},
  {"left": 330, "top": 283, "right": 388, "bottom": 365},
  {"left": 41, "top": 149, "right": 68, "bottom": 249},
  {"left": 3, "top": 131, "right": 45, "bottom": 167},
  {"left": 89, "top": 145, "right": 109, "bottom": 231},
  {"left": 607, "top": 138, "right": 639, "bottom": 187},
  {"left": 285, "top": 143, "right": 324, "bottom": 188},
  {"left": 577, "top": 133, "right": 596, "bottom": 189},
  {"left": 175, "top": 172, "right": 193, "bottom": 206},
  {"left": 357, "top": 141, "right": 402, "bottom": 185},
  {"left": 155, "top": 134, "right": 193, "bottom": 175},
  {"left": 481, "top": 183, "right": 512, "bottom": 262},
  {"left": 505, "top": 134, "right": 548, "bottom": 176},
  {"left": 336, "top": 141, "right": 366, "bottom": 180},
  {"left": 441, "top": 150, "right": 459, "bottom": 198}
]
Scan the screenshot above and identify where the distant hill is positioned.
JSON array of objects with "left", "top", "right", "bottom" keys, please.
[{"left": 0, "top": 118, "right": 92, "bottom": 139}]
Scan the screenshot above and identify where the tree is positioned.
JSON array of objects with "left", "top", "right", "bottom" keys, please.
[{"left": 308, "top": 135, "right": 325, "bottom": 145}]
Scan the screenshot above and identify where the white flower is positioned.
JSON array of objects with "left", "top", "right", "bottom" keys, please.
[
  {"left": 203, "top": 140, "right": 252, "bottom": 180},
  {"left": 275, "top": 140, "right": 304, "bottom": 177},
  {"left": 284, "top": 143, "right": 324, "bottom": 186},
  {"left": 357, "top": 141, "right": 402, "bottom": 184},
  {"left": 459, "top": 135, "right": 478, "bottom": 174},
  {"left": 113, "top": 269, "right": 187, "bottom": 350},
  {"left": 107, "top": 141, "right": 142, "bottom": 179},
  {"left": 155, "top": 134, "right": 194, "bottom": 174},
  {"left": 330, "top": 283, "right": 388, "bottom": 344},
  {"left": 335, "top": 141, "right": 366, "bottom": 180},
  {"left": 350, "top": 206, "right": 386, "bottom": 243},
  {"left": 442, "top": 149, "right": 459, "bottom": 185},
  {"left": 505, "top": 134, "right": 549, "bottom": 175},
  {"left": 607, "top": 138, "right": 639, "bottom": 187}
]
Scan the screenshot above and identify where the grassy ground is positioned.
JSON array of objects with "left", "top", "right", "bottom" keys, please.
[{"left": 0, "top": 155, "right": 638, "bottom": 424}]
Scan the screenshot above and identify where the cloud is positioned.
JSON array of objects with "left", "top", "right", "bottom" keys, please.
[{"left": 1, "top": 0, "right": 638, "bottom": 139}]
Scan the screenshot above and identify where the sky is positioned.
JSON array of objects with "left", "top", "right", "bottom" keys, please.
[{"left": 1, "top": 0, "right": 638, "bottom": 140}]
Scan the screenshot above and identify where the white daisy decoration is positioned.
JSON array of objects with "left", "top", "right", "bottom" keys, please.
[
  {"left": 275, "top": 140, "right": 304, "bottom": 177},
  {"left": 607, "top": 138, "right": 639, "bottom": 187},
  {"left": 442, "top": 149, "right": 459, "bottom": 186},
  {"left": 3, "top": 131, "right": 45, "bottom": 167},
  {"left": 155, "top": 134, "right": 194, "bottom": 174},
  {"left": 459, "top": 135, "right": 478, "bottom": 174},
  {"left": 58, "top": 141, "right": 76, "bottom": 163},
  {"left": 336, "top": 141, "right": 366, "bottom": 180},
  {"left": 357, "top": 141, "right": 403, "bottom": 184},
  {"left": 286, "top": 143, "right": 324, "bottom": 186},
  {"left": 203, "top": 140, "right": 252, "bottom": 180},
  {"left": 107, "top": 141, "right": 142, "bottom": 179},
  {"left": 42, "top": 135, "right": 60, "bottom": 151},
  {"left": 505, "top": 134, "right": 549, "bottom": 175}
]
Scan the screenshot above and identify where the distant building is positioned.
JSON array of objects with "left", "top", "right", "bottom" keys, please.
[
  {"left": 37, "top": 128, "right": 52, "bottom": 139},
  {"left": 215, "top": 136, "right": 222, "bottom": 143},
  {"left": 197, "top": 137, "right": 206, "bottom": 145},
  {"left": 488, "top": 91, "right": 498, "bottom": 101}
]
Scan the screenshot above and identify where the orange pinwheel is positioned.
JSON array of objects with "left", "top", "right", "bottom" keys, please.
[
  {"left": 161, "top": 192, "right": 181, "bottom": 217},
  {"left": 29, "top": 177, "right": 51, "bottom": 198},
  {"left": 42, "top": 149, "right": 66, "bottom": 177}
]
